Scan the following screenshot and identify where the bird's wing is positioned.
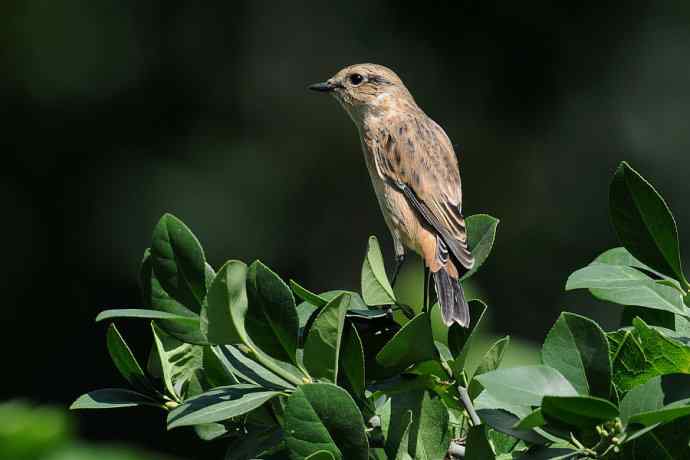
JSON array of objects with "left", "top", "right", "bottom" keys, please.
[{"left": 370, "top": 113, "right": 474, "bottom": 270}]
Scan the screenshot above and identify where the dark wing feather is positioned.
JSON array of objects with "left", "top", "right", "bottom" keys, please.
[{"left": 371, "top": 113, "right": 474, "bottom": 270}]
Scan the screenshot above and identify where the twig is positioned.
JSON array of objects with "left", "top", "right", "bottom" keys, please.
[
  {"left": 446, "top": 440, "right": 466, "bottom": 459},
  {"left": 457, "top": 386, "right": 481, "bottom": 427}
]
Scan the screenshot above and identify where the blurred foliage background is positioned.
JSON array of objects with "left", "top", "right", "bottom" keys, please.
[{"left": 3, "top": 0, "right": 690, "bottom": 458}]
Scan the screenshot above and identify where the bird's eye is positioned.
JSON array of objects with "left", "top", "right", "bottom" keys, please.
[{"left": 349, "top": 73, "right": 364, "bottom": 86}]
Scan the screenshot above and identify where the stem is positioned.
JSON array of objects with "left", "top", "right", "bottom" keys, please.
[{"left": 457, "top": 386, "right": 481, "bottom": 427}]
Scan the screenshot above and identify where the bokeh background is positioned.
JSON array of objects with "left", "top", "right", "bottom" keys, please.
[{"left": 3, "top": 1, "right": 690, "bottom": 458}]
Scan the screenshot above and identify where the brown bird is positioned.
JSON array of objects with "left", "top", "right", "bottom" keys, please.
[{"left": 310, "top": 63, "right": 475, "bottom": 327}]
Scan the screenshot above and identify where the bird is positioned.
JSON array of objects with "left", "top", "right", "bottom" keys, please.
[{"left": 309, "top": 63, "right": 475, "bottom": 327}]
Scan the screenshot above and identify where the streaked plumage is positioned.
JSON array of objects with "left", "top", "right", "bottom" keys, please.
[{"left": 310, "top": 63, "right": 474, "bottom": 327}]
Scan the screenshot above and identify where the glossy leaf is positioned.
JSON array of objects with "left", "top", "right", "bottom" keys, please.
[
  {"left": 203, "top": 260, "right": 247, "bottom": 345},
  {"left": 106, "top": 324, "right": 157, "bottom": 396},
  {"left": 283, "top": 383, "right": 369, "bottom": 460},
  {"left": 541, "top": 395, "right": 619, "bottom": 429},
  {"left": 212, "top": 345, "right": 294, "bottom": 390},
  {"left": 361, "top": 236, "right": 396, "bottom": 306},
  {"left": 541, "top": 312, "right": 611, "bottom": 398},
  {"left": 376, "top": 313, "right": 436, "bottom": 370},
  {"left": 151, "top": 322, "right": 203, "bottom": 401},
  {"left": 167, "top": 384, "right": 279, "bottom": 429},
  {"left": 448, "top": 299, "right": 487, "bottom": 374},
  {"left": 469, "top": 335, "right": 510, "bottom": 399},
  {"left": 475, "top": 365, "right": 578, "bottom": 407},
  {"left": 143, "top": 247, "right": 206, "bottom": 344},
  {"left": 70, "top": 389, "right": 160, "bottom": 410},
  {"left": 303, "top": 293, "right": 349, "bottom": 382},
  {"left": 596, "top": 247, "right": 682, "bottom": 287},
  {"left": 245, "top": 260, "right": 299, "bottom": 364},
  {"left": 461, "top": 214, "right": 499, "bottom": 281},
  {"left": 610, "top": 161, "right": 689, "bottom": 290},
  {"left": 628, "top": 404, "right": 690, "bottom": 427},
  {"left": 150, "top": 213, "right": 207, "bottom": 311}
]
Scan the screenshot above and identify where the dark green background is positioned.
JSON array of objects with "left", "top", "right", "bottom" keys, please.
[{"left": 3, "top": 1, "right": 690, "bottom": 458}]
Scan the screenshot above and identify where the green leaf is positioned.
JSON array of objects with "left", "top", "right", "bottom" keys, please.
[
  {"left": 151, "top": 213, "right": 207, "bottom": 311},
  {"left": 461, "top": 214, "right": 499, "bottom": 281},
  {"left": 224, "top": 428, "right": 282, "bottom": 460},
  {"left": 304, "top": 293, "right": 349, "bottom": 383},
  {"left": 475, "top": 365, "right": 578, "bottom": 407},
  {"left": 202, "top": 260, "right": 246, "bottom": 345},
  {"left": 361, "top": 236, "right": 396, "bottom": 306},
  {"left": 413, "top": 392, "right": 452, "bottom": 460},
  {"left": 541, "top": 395, "right": 619, "bottom": 429},
  {"left": 70, "top": 389, "right": 160, "bottom": 410},
  {"left": 541, "top": 312, "right": 611, "bottom": 398},
  {"left": 513, "top": 446, "right": 578, "bottom": 459},
  {"left": 514, "top": 408, "right": 545, "bottom": 430},
  {"left": 618, "top": 373, "right": 690, "bottom": 425},
  {"left": 291, "top": 280, "right": 328, "bottom": 308},
  {"left": 618, "top": 415, "right": 690, "bottom": 458},
  {"left": 476, "top": 409, "right": 549, "bottom": 445},
  {"left": 610, "top": 161, "right": 689, "bottom": 290},
  {"left": 142, "top": 247, "right": 206, "bottom": 344},
  {"left": 469, "top": 336, "right": 510, "bottom": 399},
  {"left": 596, "top": 247, "right": 682, "bottom": 289},
  {"left": 246, "top": 261, "right": 299, "bottom": 364},
  {"left": 448, "top": 299, "right": 487, "bottom": 374},
  {"left": 305, "top": 451, "right": 336, "bottom": 460},
  {"left": 151, "top": 322, "right": 203, "bottom": 401},
  {"left": 283, "top": 383, "right": 369, "bottom": 460},
  {"left": 628, "top": 404, "right": 690, "bottom": 427},
  {"left": 376, "top": 313, "right": 436, "bottom": 370},
  {"left": 566, "top": 263, "right": 688, "bottom": 316},
  {"left": 212, "top": 345, "right": 294, "bottom": 389},
  {"left": 608, "top": 330, "right": 657, "bottom": 391},
  {"left": 465, "top": 425, "right": 494, "bottom": 460},
  {"left": 339, "top": 322, "right": 366, "bottom": 397},
  {"left": 167, "top": 384, "right": 279, "bottom": 429},
  {"left": 106, "top": 324, "right": 157, "bottom": 396},
  {"left": 96, "top": 308, "right": 199, "bottom": 323},
  {"left": 634, "top": 317, "right": 690, "bottom": 373},
  {"left": 394, "top": 411, "right": 414, "bottom": 460}
]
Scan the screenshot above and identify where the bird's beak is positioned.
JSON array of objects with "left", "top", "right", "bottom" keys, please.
[{"left": 308, "top": 81, "right": 335, "bottom": 93}]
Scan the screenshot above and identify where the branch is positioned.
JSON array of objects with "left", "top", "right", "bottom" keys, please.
[{"left": 457, "top": 386, "right": 481, "bottom": 426}]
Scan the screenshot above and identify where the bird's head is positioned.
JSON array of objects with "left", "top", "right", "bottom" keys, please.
[{"left": 309, "top": 63, "right": 414, "bottom": 123}]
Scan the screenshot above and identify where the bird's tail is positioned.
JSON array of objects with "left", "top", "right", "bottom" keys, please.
[{"left": 433, "top": 267, "right": 470, "bottom": 327}]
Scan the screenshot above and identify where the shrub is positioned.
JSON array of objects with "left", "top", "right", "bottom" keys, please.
[{"left": 72, "top": 162, "right": 690, "bottom": 459}]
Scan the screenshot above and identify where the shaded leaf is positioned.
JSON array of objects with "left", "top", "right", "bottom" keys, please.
[
  {"left": 291, "top": 280, "right": 328, "bottom": 308},
  {"left": 150, "top": 213, "right": 207, "bottom": 311},
  {"left": 541, "top": 312, "right": 611, "bottom": 398},
  {"left": 476, "top": 409, "right": 549, "bottom": 445},
  {"left": 339, "top": 322, "right": 366, "bottom": 397},
  {"left": 469, "top": 335, "right": 510, "bottom": 399},
  {"left": 376, "top": 313, "right": 436, "bottom": 371},
  {"left": 106, "top": 324, "right": 157, "bottom": 396},
  {"left": 70, "top": 389, "right": 160, "bottom": 410},
  {"left": 305, "top": 451, "right": 336, "bottom": 460},
  {"left": 448, "top": 300, "right": 487, "bottom": 374},
  {"left": 541, "top": 395, "right": 619, "bottom": 429},
  {"left": 465, "top": 425, "right": 494, "bottom": 460},
  {"left": 514, "top": 408, "right": 545, "bottom": 430},
  {"left": 361, "top": 236, "right": 396, "bottom": 306},
  {"left": 283, "top": 383, "right": 369, "bottom": 460},
  {"left": 202, "top": 260, "right": 246, "bottom": 345},
  {"left": 96, "top": 308, "right": 198, "bottom": 323},
  {"left": 461, "top": 214, "right": 499, "bottom": 281},
  {"left": 610, "top": 161, "right": 689, "bottom": 290},
  {"left": 246, "top": 261, "right": 299, "bottom": 364},
  {"left": 304, "top": 293, "right": 349, "bottom": 382}
]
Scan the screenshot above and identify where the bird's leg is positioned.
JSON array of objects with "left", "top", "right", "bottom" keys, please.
[
  {"left": 423, "top": 266, "right": 430, "bottom": 312},
  {"left": 390, "top": 253, "right": 406, "bottom": 287}
]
